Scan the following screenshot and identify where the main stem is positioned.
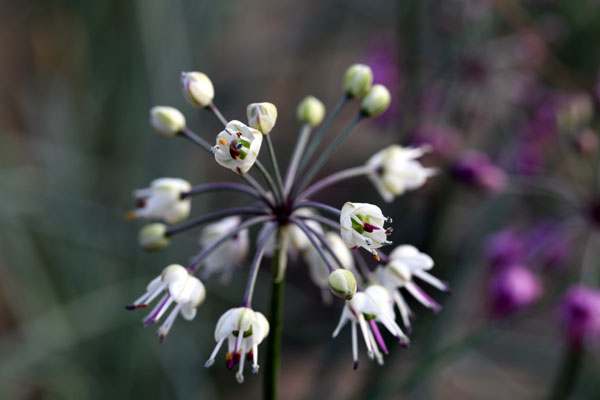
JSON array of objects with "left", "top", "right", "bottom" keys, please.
[{"left": 264, "top": 228, "right": 286, "bottom": 400}]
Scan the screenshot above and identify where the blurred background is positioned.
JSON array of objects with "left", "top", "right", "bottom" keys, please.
[{"left": 2, "top": 0, "right": 600, "bottom": 399}]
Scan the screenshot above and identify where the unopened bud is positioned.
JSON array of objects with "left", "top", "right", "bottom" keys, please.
[
  {"left": 247, "top": 102, "right": 278, "bottom": 134},
  {"left": 297, "top": 96, "right": 325, "bottom": 127},
  {"left": 139, "top": 223, "right": 170, "bottom": 252},
  {"left": 328, "top": 269, "right": 357, "bottom": 300},
  {"left": 343, "top": 64, "right": 373, "bottom": 98},
  {"left": 181, "top": 71, "right": 214, "bottom": 108},
  {"left": 150, "top": 106, "right": 186, "bottom": 138},
  {"left": 360, "top": 84, "right": 391, "bottom": 117}
]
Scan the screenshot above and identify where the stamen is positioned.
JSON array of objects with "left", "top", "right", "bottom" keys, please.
[
  {"left": 385, "top": 227, "right": 393, "bottom": 235},
  {"left": 143, "top": 294, "right": 170, "bottom": 327},
  {"left": 226, "top": 353, "right": 235, "bottom": 370},
  {"left": 124, "top": 210, "right": 138, "bottom": 221},
  {"left": 362, "top": 223, "right": 380, "bottom": 233},
  {"left": 206, "top": 338, "right": 225, "bottom": 368},
  {"left": 386, "top": 216, "right": 393, "bottom": 223},
  {"left": 369, "top": 319, "right": 389, "bottom": 354},
  {"left": 351, "top": 321, "right": 358, "bottom": 370},
  {"left": 237, "top": 350, "right": 246, "bottom": 383},
  {"left": 372, "top": 251, "right": 380, "bottom": 261},
  {"left": 219, "top": 138, "right": 227, "bottom": 145},
  {"left": 252, "top": 344, "right": 259, "bottom": 374}
]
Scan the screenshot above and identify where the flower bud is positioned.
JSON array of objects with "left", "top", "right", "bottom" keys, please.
[
  {"left": 360, "top": 84, "right": 391, "bottom": 117},
  {"left": 328, "top": 269, "right": 357, "bottom": 300},
  {"left": 181, "top": 71, "right": 214, "bottom": 108},
  {"left": 297, "top": 96, "right": 325, "bottom": 126},
  {"left": 247, "top": 102, "right": 278, "bottom": 134},
  {"left": 343, "top": 64, "right": 373, "bottom": 98},
  {"left": 139, "top": 223, "right": 170, "bottom": 252},
  {"left": 150, "top": 106, "right": 186, "bottom": 138}
]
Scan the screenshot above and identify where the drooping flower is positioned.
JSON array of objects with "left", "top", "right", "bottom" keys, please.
[
  {"left": 340, "top": 202, "right": 392, "bottom": 260},
  {"left": 332, "top": 287, "right": 408, "bottom": 369},
  {"left": 126, "top": 264, "right": 206, "bottom": 341},
  {"left": 377, "top": 245, "right": 448, "bottom": 330},
  {"left": 488, "top": 264, "right": 542, "bottom": 318},
  {"left": 128, "top": 178, "right": 192, "bottom": 224},
  {"left": 328, "top": 269, "right": 358, "bottom": 300},
  {"left": 198, "top": 216, "right": 249, "bottom": 282},
  {"left": 558, "top": 285, "right": 600, "bottom": 349},
  {"left": 205, "top": 307, "right": 270, "bottom": 383},
  {"left": 212, "top": 120, "right": 263, "bottom": 175},
  {"left": 366, "top": 145, "right": 436, "bottom": 202},
  {"left": 305, "top": 232, "right": 356, "bottom": 302}
]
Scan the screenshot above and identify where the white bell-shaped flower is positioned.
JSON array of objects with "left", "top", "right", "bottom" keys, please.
[
  {"left": 126, "top": 264, "right": 206, "bottom": 341},
  {"left": 340, "top": 202, "right": 392, "bottom": 260},
  {"left": 213, "top": 120, "right": 263, "bottom": 175},
  {"left": 332, "top": 288, "right": 408, "bottom": 369},
  {"left": 205, "top": 307, "right": 270, "bottom": 383},
  {"left": 366, "top": 145, "right": 436, "bottom": 203},
  {"left": 128, "top": 178, "right": 192, "bottom": 224},
  {"left": 198, "top": 216, "right": 249, "bottom": 282},
  {"left": 304, "top": 232, "right": 355, "bottom": 303},
  {"left": 377, "top": 245, "right": 448, "bottom": 331}
]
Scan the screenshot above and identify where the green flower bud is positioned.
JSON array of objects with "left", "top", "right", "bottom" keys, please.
[
  {"left": 343, "top": 64, "right": 373, "bottom": 98},
  {"left": 150, "top": 106, "right": 186, "bottom": 138},
  {"left": 328, "top": 269, "right": 357, "bottom": 300},
  {"left": 181, "top": 71, "right": 214, "bottom": 108},
  {"left": 297, "top": 96, "right": 325, "bottom": 127},
  {"left": 139, "top": 223, "right": 170, "bottom": 252},
  {"left": 360, "top": 84, "right": 391, "bottom": 117},
  {"left": 247, "top": 102, "right": 278, "bottom": 134}
]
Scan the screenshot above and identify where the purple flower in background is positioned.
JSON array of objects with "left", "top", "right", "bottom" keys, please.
[
  {"left": 411, "top": 124, "right": 463, "bottom": 162},
  {"left": 559, "top": 285, "right": 600, "bottom": 348},
  {"left": 488, "top": 264, "right": 542, "bottom": 318},
  {"left": 514, "top": 139, "right": 545, "bottom": 175},
  {"left": 451, "top": 151, "right": 507, "bottom": 193},
  {"left": 363, "top": 37, "right": 402, "bottom": 125},
  {"left": 485, "top": 228, "right": 525, "bottom": 268},
  {"left": 525, "top": 221, "right": 570, "bottom": 269}
]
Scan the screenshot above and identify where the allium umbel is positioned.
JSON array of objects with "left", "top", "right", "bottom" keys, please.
[{"left": 125, "top": 64, "right": 446, "bottom": 385}]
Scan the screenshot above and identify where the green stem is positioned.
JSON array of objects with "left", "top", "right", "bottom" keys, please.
[
  {"left": 208, "top": 103, "right": 228, "bottom": 126},
  {"left": 548, "top": 345, "right": 584, "bottom": 400},
  {"left": 293, "top": 114, "right": 364, "bottom": 197},
  {"left": 295, "top": 96, "right": 348, "bottom": 178},
  {"left": 264, "top": 229, "right": 286, "bottom": 400},
  {"left": 255, "top": 160, "right": 282, "bottom": 204},
  {"left": 284, "top": 124, "right": 312, "bottom": 196},
  {"left": 265, "top": 135, "right": 285, "bottom": 201}
]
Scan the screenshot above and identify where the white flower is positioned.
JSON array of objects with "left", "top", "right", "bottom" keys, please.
[
  {"left": 213, "top": 120, "right": 263, "bottom": 175},
  {"left": 198, "top": 216, "right": 249, "bottom": 282},
  {"left": 340, "top": 202, "right": 392, "bottom": 260},
  {"left": 205, "top": 307, "right": 270, "bottom": 383},
  {"left": 247, "top": 102, "right": 278, "bottom": 135},
  {"left": 377, "top": 245, "right": 448, "bottom": 331},
  {"left": 304, "top": 232, "right": 355, "bottom": 302},
  {"left": 366, "top": 145, "right": 436, "bottom": 202},
  {"left": 181, "top": 71, "right": 214, "bottom": 108},
  {"left": 126, "top": 264, "right": 206, "bottom": 341},
  {"left": 332, "top": 288, "right": 408, "bottom": 369},
  {"left": 150, "top": 106, "right": 186, "bottom": 138},
  {"left": 128, "top": 178, "right": 192, "bottom": 224}
]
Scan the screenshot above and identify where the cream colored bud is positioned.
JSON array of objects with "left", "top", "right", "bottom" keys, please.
[
  {"left": 181, "top": 71, "right": 214, "bottom": 107},
  {"left": 343, "top": 64, "right": 373, "bottom": 98},
  {"left": 328, "top": 269, "right": 357, "bottom": 300},
  {"left": 297, "top": 96, "right": 325, "bottom": 127},
  {"left": 150, "top": 106, "right": 186, "bottom": 138},
  {"left": 360, "top": 84, "right": 391, "bottom": 117},
  {"left": 139, "top": 223, "right": 170, "bottom": 252},
  {"left": 247, "top": 102, "right": 278, "bottom": 134}
]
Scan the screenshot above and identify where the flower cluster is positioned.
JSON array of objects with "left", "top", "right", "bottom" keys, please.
[{"left": 125, "top": 64, "right": 442, "bottom": 383}]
